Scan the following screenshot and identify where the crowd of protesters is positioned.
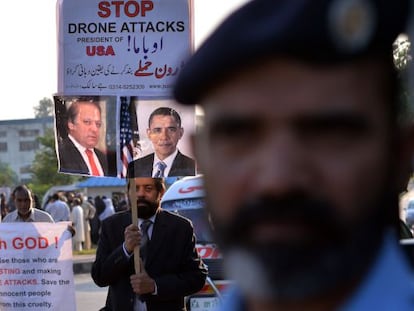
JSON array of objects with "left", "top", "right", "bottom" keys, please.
[{"left": 0, "top": 186, "right": 129, "bottom": 251}]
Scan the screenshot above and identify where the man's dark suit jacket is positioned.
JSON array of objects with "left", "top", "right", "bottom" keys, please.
[
  {"left": 58, "top": 137, "right": 109, "bottom": 176},
  {"left": 91, "top": 209, "right": 208, "bottom": 311},
  {"left": 128, "top": 151, "right": 196, "bottom": 177}
]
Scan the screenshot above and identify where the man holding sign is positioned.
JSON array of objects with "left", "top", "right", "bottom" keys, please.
[
  {"left": 2, "top": 185, "right": 53, "bottom": 223},
  {"left": 91, "top": 177, "right": 207, "bottom": 310}
]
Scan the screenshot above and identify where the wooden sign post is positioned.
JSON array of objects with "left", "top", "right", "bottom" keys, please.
[{"left": 128, "top": 177, "right": 141, "bottom": 273}]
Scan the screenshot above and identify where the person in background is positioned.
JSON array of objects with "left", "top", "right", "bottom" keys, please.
[
  {"left": 71, "top": 197, "right": 85, "bottom": 252},
  {"left": 91, "top": 177, "right": 207, "bottom": 310},
  {"left": 99, "top": 196, "right": 115, "bottom": 222},
  {"left": 173, "top": 0, "right": 414, "bottom": 310},
  {"left": 0, "top": 192, "right": 8, "bottom": 220},
  {"left": 90, "top": 196, "right": 103, "bottom": 245},
  {"left": 117, "top": 199, "right": 129, "bottom": 212},
  {"left": 77, "top": 193, "right": 96, "bottom": 250},
  {"left": 66, "top": 191, "right": 75, "bottom": 208},
  {"left": 3, "top": 185, "right": 54, "bottom": 223},
  {"left": 45, "top": 192, "right": 71, "bottom": 222}
]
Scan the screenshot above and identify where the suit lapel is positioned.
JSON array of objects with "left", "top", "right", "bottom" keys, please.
[
  {"left": 64, "top": 139, "right": 90, "bottom": 173},
  {"left": 169, "top": 151, "right": 182, "bottom": 176},
  {"left": 145, "top": 210, "right": 168, "bottom": 268}
]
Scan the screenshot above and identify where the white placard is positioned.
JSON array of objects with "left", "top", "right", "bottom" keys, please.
[
  {"left": 0, "top": 222, "right": 75, "bottom": 311},
  {"left": 57, "top": 0, "right": 192, "bottom": 98}
]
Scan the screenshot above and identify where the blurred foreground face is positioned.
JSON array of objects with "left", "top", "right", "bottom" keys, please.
[
  {"left": 14, "top": 188, "right": 33, "bottom": 217},
  {"left": 196, "top": 58, "right": 394, "bottom": 300}
]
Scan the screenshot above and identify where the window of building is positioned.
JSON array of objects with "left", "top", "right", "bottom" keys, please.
[
  {"left": 20, "top": 178, "right": 32, "bottom": 185},
  {"left": 19, "top": 141, "right": 39, "bottom": 151},
  {"left": 0, "top": 142, "right": 7, "bottom": 152},
  {"left": 0, "top": 131, "right": 6, "bottom": 138},
  {"left": 18, "top": 129, "right": 40, "bottom": 137},
  {"left": 20, "top": 165, "right": 32, "bottom": 174}
]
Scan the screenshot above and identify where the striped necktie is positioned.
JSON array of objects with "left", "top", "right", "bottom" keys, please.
[
  {"left": 154, "top": 161, "right": 166, "bottom": 178},
  {"left": 140, "top": 219, "right": 152, "bottom": 263}
]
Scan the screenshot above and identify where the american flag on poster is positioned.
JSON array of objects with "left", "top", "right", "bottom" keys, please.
[{"left": 119, "top": 97, "right": 139, "bottom": 178}]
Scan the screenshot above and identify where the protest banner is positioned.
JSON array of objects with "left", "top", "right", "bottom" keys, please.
[
  {"left": 57, "top": 0, "right": 192, "bottom": 98},
  {"left": 0, "top": 222, "right": 75, "bottom": 311},
  {"left": 55, "top": 0, "right": 196, "bottom": 178}
]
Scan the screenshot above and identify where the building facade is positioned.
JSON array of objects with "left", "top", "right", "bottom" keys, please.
[{"left": 0, "top": 117, "right": 54, "bottom": 183}]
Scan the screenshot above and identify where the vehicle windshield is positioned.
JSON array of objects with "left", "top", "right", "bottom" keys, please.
[{"left": 162, "top": 198, "right": 213, "bottom": 243}]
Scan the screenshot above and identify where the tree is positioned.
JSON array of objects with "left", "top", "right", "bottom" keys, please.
[
  {"left": 29, "top": 128, "right": 83, "bottom": 200},
  {"left": 0, "top": 161, "right": 18, "bottom": 186},
  {"left": 34, "top": 97, "right": 54, "bottom": 118}
]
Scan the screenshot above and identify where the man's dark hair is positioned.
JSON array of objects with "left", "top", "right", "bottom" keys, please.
[
  {"left": 148, "top": 107, "right": 182, "bottom": 128},
  {"left": 127, "top": 178, "right": 165, "bottom": 194},
  {"left": 66, "top": 96, "right": 102, "bottom": 125},
  {"left": 12, "top": 185, "right": 33, "bottom": 200}
]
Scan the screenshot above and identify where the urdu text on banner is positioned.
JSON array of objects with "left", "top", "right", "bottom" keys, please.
[{"left": 57, "top": 0, "right": 191, "bottom": 97}]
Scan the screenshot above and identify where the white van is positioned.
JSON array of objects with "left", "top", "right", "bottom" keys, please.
[{"left": 161, "top": 175, "right": 231, "bottom": 311}]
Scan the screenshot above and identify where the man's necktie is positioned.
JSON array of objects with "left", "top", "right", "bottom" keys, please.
[
  {"left": 85, "top": 149, "right": 100, "bottom": 176},
  {"left": 154, "top": 161, "right": 167, "bottom": 178},
  {"left": 140, "top": 219, "right": 152, "bottom": 263}
]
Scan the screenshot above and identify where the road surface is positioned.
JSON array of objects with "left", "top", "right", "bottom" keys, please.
[{"left": 75, "top": 273, "right": 107, "bottom": 311}]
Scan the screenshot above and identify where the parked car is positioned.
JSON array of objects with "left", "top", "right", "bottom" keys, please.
[{"left": 160, "top": 175, "right": 232, "bottom": 311}]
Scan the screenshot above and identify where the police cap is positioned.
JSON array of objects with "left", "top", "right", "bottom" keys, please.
[{"left": 173, "top": 0, "right": 410, "bottom": 105}]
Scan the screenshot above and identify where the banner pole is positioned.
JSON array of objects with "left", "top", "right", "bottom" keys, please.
[{"left": 129, "top": 177, "right": 141, "bottom": 273}]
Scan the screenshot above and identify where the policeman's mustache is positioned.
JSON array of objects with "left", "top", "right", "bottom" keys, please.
[{"left": 212, "top": 193, "right": 347, "bottom": 249}]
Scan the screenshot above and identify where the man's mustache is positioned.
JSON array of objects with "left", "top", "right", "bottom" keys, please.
[
  {"left": 216, "top": 193, "right": 346, "bottom": 246},
  {"left": 137, "top": 198, "right": 152, "bottom": 206}
]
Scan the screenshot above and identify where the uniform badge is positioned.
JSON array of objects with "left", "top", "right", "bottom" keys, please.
[{"left": 328, "top": 0, "right": 376, "bottom": 52}]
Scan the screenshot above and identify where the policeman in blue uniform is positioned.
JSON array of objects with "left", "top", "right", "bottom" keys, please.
[{"left": 174, "top": 0, "right": 414, "bottom": 310}]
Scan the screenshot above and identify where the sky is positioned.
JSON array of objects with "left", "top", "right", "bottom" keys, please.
[{"left": 0, "top": 0, "right": 248, "bottom": 121}]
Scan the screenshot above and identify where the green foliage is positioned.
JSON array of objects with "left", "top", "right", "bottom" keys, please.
[
  {"left": 34, "top": 97, "right": 54, "bottom": 118},
  {"left": 0, "top": 161, "right": 18, "bottom": 186},
  {"left": 29, "top": 128, "right": 83, "bottom": 200}
]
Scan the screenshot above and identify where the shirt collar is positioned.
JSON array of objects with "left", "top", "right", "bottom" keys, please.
[
  {"left": 15, "top": 209, "right": 35, "bottom": 222},
  {"left": 138, "top": 212, "right": 157, "bottom": 226},
  {"left": 221, "top": 231, "right": 414, "bottom": 311},
  {"left": 68, "top": 134, "right": 89, "bottom": 152},
  {"left": 339, "top": 230, "right": 414, "bottom": 310},
  {"left": 153, "top": 149, "right": 178, "bottom": 170}
]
